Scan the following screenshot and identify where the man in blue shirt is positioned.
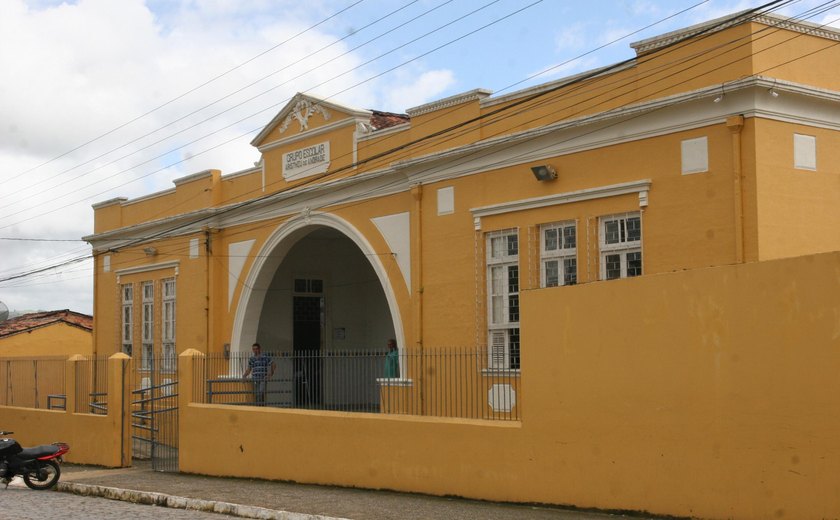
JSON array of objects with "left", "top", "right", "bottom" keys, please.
[{"left": 243, "top": 343, "right": 275, "bottom": 406}]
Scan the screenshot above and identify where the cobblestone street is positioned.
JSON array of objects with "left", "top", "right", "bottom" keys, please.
[{"left": 0, "top": 483, "right": 227, "bottom": 520}]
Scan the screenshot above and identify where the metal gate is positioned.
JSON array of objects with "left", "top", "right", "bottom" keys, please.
[{"left": 131, "top": 354, "right": 178, "bottom": 472}]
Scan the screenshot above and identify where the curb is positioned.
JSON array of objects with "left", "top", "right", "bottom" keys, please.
[{"left": 57, "top": 481, "right": 351, "bottom": 520}]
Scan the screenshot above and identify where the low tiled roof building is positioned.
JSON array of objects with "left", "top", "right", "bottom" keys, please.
[{"left": 0, "top": 310, "right": 93, "bottom": 357}]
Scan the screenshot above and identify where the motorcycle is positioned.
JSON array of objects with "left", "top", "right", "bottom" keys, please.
[{"left": 0, "top": 430, "right": 70, "bottom": 490}]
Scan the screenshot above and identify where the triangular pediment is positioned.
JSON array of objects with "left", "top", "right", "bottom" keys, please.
[{"left": 250, "top": 93, "right": 372, "bottom": 148}]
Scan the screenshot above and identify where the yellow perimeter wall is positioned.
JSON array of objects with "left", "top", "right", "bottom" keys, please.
[
  {"left": 179, "top": 251, "right": 840, "bottom": 520},
  {"left": 0, "top": 355, "right": 131, "bottom": 467}
]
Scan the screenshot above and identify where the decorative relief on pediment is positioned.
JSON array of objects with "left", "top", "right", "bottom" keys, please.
[{"left": 278, "top": 99, "right": 332, "bottom": 134}]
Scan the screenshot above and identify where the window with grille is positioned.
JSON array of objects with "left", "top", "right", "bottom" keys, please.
[
  {"left": 486, "top": 230, "right": 520, "bottom": 370},
  {"left": 540, "top": 221, "right": 577, "bottom": 287},
  {"left": 294, "top": 278, "right": 323, "bottom": 294},
  {"left": 599, "top": 213, "right": 642, "bottom": 280},
  {"left": 162, "top": 278, "right": 176, "bottom": 373},
  {"left": 141, "top": 281, "right": 154, "bottom": 371},
  {"left": 121, "top": 284, "right": 133, "bottom": 356}
]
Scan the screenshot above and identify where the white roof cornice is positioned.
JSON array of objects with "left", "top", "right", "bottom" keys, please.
[
  {"left": 257, "top": 116, "right": 366, "bottom": 153},
  {"left": 393, "top": 76, "right": 840, "bottom": 175},
  {"left": 406, "top": 89, "right": 492, "bottom": 117},
  {"left": 630, "top": 11, "right": 840, "bottom": 54},
  {"left": 250, "top": 93, "right": 372, "bottom": 147},
  {"left": 482, "top": 61, "right": 636, "bottom": 108},
  {"left": 86, "top": 76, "right": 840, "bottom": 249}
]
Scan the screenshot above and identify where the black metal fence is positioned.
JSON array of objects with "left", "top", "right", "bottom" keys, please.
[
  {"left": 191, "top": 348, "right": 520, "bottom": 420},
  {"left": 74, "top": 355, "right": 109, "bottom": 414},
  {"left": 131, "top": 354, "right": 178, "bottom": 472}
]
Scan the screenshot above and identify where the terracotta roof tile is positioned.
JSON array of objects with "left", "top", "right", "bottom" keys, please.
[
  {"left": 0, "top": 310, "right": 93, "bottom": 338},
  {"left": 369, "top": 110, "right": 409, "bottom": 131}
]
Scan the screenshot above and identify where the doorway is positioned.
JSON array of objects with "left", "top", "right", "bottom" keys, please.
[{"left": 293, "top": 278, "right": 323, "bottom": 407}]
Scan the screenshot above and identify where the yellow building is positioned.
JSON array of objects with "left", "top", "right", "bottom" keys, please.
[
  {"left": 86, "top": 11, "right": 840, "bottom": 368},
  {"left": 0, "top": 310, "right": 93, "bottom": 357},
  {"left": 75, "top": 10, "right": 840, "bottom": 517}
]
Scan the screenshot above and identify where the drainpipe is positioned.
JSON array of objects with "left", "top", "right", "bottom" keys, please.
[
  {"left": 204, "top": 228, "right": 212, "bottom": 354},
  {"left": 410, "top": 184, "right": 424, "bottom": 414},
  {"left": 92, "top": 251, "right": 99, "bottom": 358},
  {"left": 727, "top": 115, "right": 745, "bottom": 263}
]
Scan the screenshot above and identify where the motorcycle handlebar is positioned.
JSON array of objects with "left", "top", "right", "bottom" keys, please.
[{"left": 0, "top": 431, "right": 13, "bottom": 435}]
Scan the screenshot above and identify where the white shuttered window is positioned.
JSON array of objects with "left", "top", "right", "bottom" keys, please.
[
  {"left": 540, "top": 221, "right": 577, "bottom": 287},
  {"left": 121, "top": 284, "right": 133, "bottom": 356},
  {"left": 162, "top": 278, "right": 176, "bottom": 373},
  {"left": 486, "top": 230, "right": 520, "bottom": 370},
  {"left": 599, "top": 213, "right": 643, "bottom": 280},
  {"left": 141, "top": 281, "right": 154, "bottom": 370}
]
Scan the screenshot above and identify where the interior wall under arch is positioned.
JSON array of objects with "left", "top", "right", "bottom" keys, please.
[{"left": 254, "top": 227, "right": 395, "bottom": 353}]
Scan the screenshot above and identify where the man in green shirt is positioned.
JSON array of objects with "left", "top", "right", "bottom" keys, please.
[{"left": 384, "top": 339, "right": 399, "bottom": 378}]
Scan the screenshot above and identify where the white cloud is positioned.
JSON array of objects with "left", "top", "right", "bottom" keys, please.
[
  {"left": 0, "top": 0, "right": 377, "bottom": 313},
  {"left": 555, "top": 23, "right": 588, "bottom": 51},
  {"left": 382, "top": 69, "right": 456, "bottom": 112},
  {"left": 624, "top": 0, "right": 662, "bottom": 17}
]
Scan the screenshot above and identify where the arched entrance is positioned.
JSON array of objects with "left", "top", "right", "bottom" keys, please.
[{"left": 230, "top": 213, "right": 404, "bottom": 409}]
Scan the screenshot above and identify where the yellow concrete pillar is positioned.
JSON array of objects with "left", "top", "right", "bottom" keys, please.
[
  {"left": 65, "top": 355, "right": 84, "bottom": 415},
  {"left": 178, "top": 349, "right": 204, "bottom": 407},
  {"left": 107, "top": 353, "right": 132, "bottom": 467}
]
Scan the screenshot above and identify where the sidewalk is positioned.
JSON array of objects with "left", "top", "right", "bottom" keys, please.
[{"left": 57, "top": 462, "right": 658, "bottom": 520}]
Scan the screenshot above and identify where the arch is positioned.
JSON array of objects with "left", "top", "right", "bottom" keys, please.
[{"left": 230, "top": 212, "right": 405, "bottom": 358}]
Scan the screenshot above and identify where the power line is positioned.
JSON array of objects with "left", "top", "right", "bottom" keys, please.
[
  {"left": 0, "top": 0, "right": 533, "bottom": 228},
  {"left": 0, "top": 0, "right": 821, "bottom": 286},
  {"left": 0, "top": 0, "right": 712, "bottom": 250},
  {"left": 0, "top": 237, "right": 85, "bottom": 242},
  {"left": 83, "top": 0, "right": 796, "bottom": 250},
  {"left": 0, "top": 0, "right": 429, "bottom": 205},
  {"left": 5, "top": 0, "right": 368, "bottom": 186}
]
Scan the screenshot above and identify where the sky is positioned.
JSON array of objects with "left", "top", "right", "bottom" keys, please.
[{"left": 1, "top": 0, "right": 839, "bottom": 315}]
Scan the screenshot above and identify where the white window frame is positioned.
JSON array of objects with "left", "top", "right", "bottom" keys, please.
[
  {"left": 540, "top": 221, "right": 577, "bottom": 288},
  {"left": 599, "top": 212, "right": 643, "bottom": 280},
  {"left": 121, "top": 284, "right": 133, "bottom": 356},
  {"left": 141, "top": 281, "right": 154, "bottom": 371},
  {"left": 486, "top": 229, "right": 520, "bottom": 370},
  {"left": 161, "top": 278, "right": 176, "bottom": 373}
]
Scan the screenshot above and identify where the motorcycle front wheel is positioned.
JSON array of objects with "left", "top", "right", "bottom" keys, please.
[{"left": 22, "top": 460, "right": 60, "bottom": 490}]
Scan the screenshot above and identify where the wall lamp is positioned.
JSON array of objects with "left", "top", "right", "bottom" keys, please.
[
  {"left": 713, "top": 85, "right": 725, "bottom": 103},
  {"left": 143, "top": 247, "right": 158, "bottom": 256},
  {"left": 531, "top": 164, "right": 557, "bottom": 181}
]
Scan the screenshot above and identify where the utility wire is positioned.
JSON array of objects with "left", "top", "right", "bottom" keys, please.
[
  {"left": 6, "top": 0, "right": 368, "bottom": 185},
  {"left": 0, "top": 0, "right": 816, "bottom": 285},
  {"left": 0, "top": 0, "right": 804, "bottom": 282},
  {"left": 77, "top": 0, "right": 795, "bottom": 250},
  {"left": 0, "top": 0, "right": 531, "bottom": 227},
  {"left": 0, "top": 0, "right": 429, "bottom": 204},
  {"left": 118, "top": 0, "right": 820, "bottom": 253},
  {"left": 0, "top": 0, "right": 713, "bottom": 247}
]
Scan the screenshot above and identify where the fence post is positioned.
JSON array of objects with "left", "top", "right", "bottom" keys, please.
[
  {"left": 108, "top": 353, "right": 132, "bottom": 467},
  {"left": 65, "top": 355, "right": 83, "bottom": 416},
  {"left": 178, "top": 349, "right": 203, "bottom": 406},
  {"left": 178, "top": 349, "right": 203, "bottom": 471}
]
